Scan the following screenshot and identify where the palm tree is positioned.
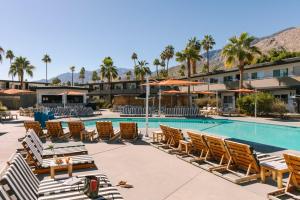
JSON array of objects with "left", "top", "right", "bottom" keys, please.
[
  {"left": 176, "top": 42, "right": 202, "bottom": 106},
  {"left": 6, "top": 50, "right": 15, "bottom": 80},
  {"left": 131, "top": 52, "right": 138, "bottom": 66},
  {"left": 222, "top": 32, "right": 261, "bottom": 89},
  {"left": 0, "top": 46, "right": 4, "bottom": 63},
  {"left": 10, "top": 57, "right": 35, "bottom": 89},
  {"left": 187, "top": 37, "right": 201, "bottom": 74},
  {"left": 70, "top": 66, "right": 75, "bottom": 86},
  {"left": 42, "top": 54, "right": 51, "bottom": 83},
  {"left": 163, "top": 45, "right": 175, "bottom": 76},
  {"left": 100, "top": 57, "right": 118, "bottom": 103},
  {"left": 201, "top": 35, "right": 215, "bottom": 73},
  {"left": 153, "top": 58, "right": 160, "bottom": 78},
  {"left": 135, "top": 60, "right": 151, "bottom": 88},
  {"left": 92, "top": 71, "right": 99, "bottom": 82},
  {"left": 79, "top": 67, "right": 85, "bottom": 84},
  {"left": 125, "top": 71, "right": 132, "bottom": 80}
]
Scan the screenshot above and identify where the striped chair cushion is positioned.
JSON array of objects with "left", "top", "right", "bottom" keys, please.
[
  {"left": 0, "top": 154, "right": 122, "bottom": 200},
  {"left": 0, "top": 185, "right": 11, "bottom": 200},
  {"left": 22, "top": 137, "right": 94, "bottom": 168},
  {"left": 41, "top": 154, "right": 94, "bottom": 168},
  {"left": 27, "top": 132, "right": 88, "bottom": 157},
  {"left": 28, "top": 129, "right": 85, "bottom": 150}
]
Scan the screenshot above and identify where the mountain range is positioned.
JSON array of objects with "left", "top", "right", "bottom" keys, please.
[{"left": 38, "top": 27, "right": 300, "bottom": 82}]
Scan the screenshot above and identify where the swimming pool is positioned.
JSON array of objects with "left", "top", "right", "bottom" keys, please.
[{"left": 70, "top": 118, "right": 300, "bottom": 151}]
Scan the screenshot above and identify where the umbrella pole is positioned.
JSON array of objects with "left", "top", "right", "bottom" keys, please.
[
  {"left": 158, "top": 87, "right": 161, "bottom": 117},
  {"left": 255, "top": 89, "right": 257, "bottom": 118},
  {"left": 145, "top": 76, "right": 149, "bottom": 137},
  {"left": 216, "top": 91, "right": 219, "bottom": 111}
]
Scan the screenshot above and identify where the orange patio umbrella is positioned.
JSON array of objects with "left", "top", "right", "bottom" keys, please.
[
  {"left": 146, "top": 79, "right": 204, "bottom": 86},
  {"left": 228, "top": 88, "right": 255, "bottom": 94},
  {"left": 192, "top": 91, "right": 216, "bottom": 95},
  {"left": 162, "top": 90, "right": 188, "bottom": 94},
  {"left": 0, "top": 89, "right": 35, "bottom": 95}
]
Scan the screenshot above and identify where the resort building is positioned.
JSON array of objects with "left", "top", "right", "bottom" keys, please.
[
  {"left": 185, "top": 57, "right": 300, "bottom": 112},
  {"left": 81, "top": 57, "right": 300, "bottom": 113},
  {"left": 36, "top": 86, "right": 89, "bottom": 107},
  {"left": 0, "top": 79, "right": 47, "bottom": 90}
]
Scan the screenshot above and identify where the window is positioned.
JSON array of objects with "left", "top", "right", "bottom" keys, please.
[
  {"left": 42, "top": 95, "right": 62, "bottom": 104},
  {"left": 258, "top": 71, "right": 264, "bottom": 79},
  {"left": 273, "top": 69, "right": 288, "bottom": 77},
  {"left": 210, "top": 78, "right": 218, "bottom": 84},
  {"left": 223, "top": 96, "right": 233, "bottom": 104},
  {"left": 274, "top": 94, "right": 288, "bottom": 104},
  {"left": 223, "top": 76, "right": 233, "bottom": 83},
  {"left": 251, "top": 72, "right": 258, "bottom": 80},
  {"left": 235, "top": 74, "right": 240, "bottom": 81}
]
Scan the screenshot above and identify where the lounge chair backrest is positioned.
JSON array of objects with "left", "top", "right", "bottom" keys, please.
[
  {"left": 187, "top": 132, "right": 208, "bottom": 153},
  {"left": 0, "top": 154, "right": 39, "bottom": 200},
  {"left": 46, "top": 121, "right": 64, "bottom": 138},
  {"left": 96, "top": 121, "right": 114, "bottom": 139},
  {"left": 24, "top": 121, "right": 43, "bottom": 136},
  {"left": 225, "top": 140, "right": 260, "bottom": 173},
  {"left": 0, "top": 185, "right": 10, "bottom": 200},
  {"left": 203, "top": 135, "right": 229, "bottom": 163},
  {"left": 68, "top": 121, "right": 85, "bottom": 138},
  {"left": 168, "top": 127, "right": 183, "bottom": 147},
  {"left": 160, "top": 124, "right": 172, "bottom": 142},
  {"left": 120, "top": 122, "right": 138, "bottom": 140},
  {"left": 283, "top": 153, "right": 300, "bottom": 189},
  {"left": 27, "top": 130, "right": 43, "bottom": 154},
  {"left": 21, "top": 137, "right": 43, "bottom": 167}
]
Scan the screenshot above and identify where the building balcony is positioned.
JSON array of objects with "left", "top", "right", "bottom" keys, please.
[{"left": 88, "top": 88, "right": 160, "bottom": 96}]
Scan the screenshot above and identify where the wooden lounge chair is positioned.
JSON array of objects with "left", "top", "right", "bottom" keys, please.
[
  {"left": 159, "top": 126, "right": 184, "bottom": 154},
  {"left": 178, "top": 131, "right": 209, "bottom": 162},
  {"left": 0, "top": 153, "right": 123, "bottom": 200},
  {"left": 119, "top": 122, "right": 140, "bottom": 141},
  {"left": 24, "top": 120, "right": 45, "bottom": 137},
  {"left": 21, "top": 137, "right": 96, "bottom": 174},
  {"left": 96, "top": 121, "right": 120, "bottom": 141},
  {"left": 212, "top": 140, "right": 262, "bottom": 183},
  {"left": 67, "top": 121, "right": 96, "bottom": 141},
  {"left": 191, "top": 134, "right": 230, "bottom": 171},
  {"left": 150, "top": 124, "right": 172, "bottom": 148},
  {"left": 27, "top": 129, "right": 85, "bottom": 150},
  {"left": 24, "top": 133, "right": 88, "bottom": 158},
  {"left": 267, "top": 153, "right": 300, "bottom": 199},
  {"left": 213, "top": 140, "right": 280, "bottom": 184},
  {"left": 46, "top": 121, "right": 70, "bottom": 140}
]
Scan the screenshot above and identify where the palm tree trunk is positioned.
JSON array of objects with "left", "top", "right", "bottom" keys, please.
[
  {"left": 71, "top": 72, "right": 74, "bottom": 86},
  {"left": 10, "top": 60, "right": 13, "bottom": 81},
  {"left": 46, "top": 62, "right": 48, "bottom": 84},
  {"left": 166, "top": 59, "right": 169, "bottom": 77},
  {"left": 187, "top": 59, "right": 191, "bottom": 107},
  {"left": 206, "top": 50, "right": 209, "bottom": 73},
  {"left": 239, "top": 67, "right": 244, "bottom": 89},
  {"left": 20, "top": 73, "right": 24, "bottom": 90},
  {"left": 191, "top": 60, "right": 196, "bottom": 75},
  {"left": 156, "top": 65, "right": 159, "bottom": 78}
]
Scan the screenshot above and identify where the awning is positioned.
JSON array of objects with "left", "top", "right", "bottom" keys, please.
[
  {"left": 0, "top": 89, "right": 35, "bottom": 95},
  {"left": 59, "top": 91, "right": 85, "bottom": 95},
  {"left": 228, "top": 89, "right": 256, "bottom": 93},
  {"left": 144, "top": 79, "right": 205, "bottom": 86},
  {"left": 162, "top": 90, "right": 188, "bottom": 94}
]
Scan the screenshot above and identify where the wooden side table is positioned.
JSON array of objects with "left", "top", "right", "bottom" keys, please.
[
  {"left": 260, "top": 160, "right": 289, "bottom": 188},
  {"left": 179, "top": 140, "right": 191, "bottom": 154},
  {"left": 50, "top": 158, "right": 73, "bottom": 179},
  {"left": 80, "top": 130, "right": 96, "bottom": 142},
  {"left": 152, "top": 130, "right": 163, "bottom": 142}
]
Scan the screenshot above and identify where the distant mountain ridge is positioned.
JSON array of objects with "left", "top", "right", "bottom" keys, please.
[
  {"left": 168, "top": 26, "right": 300, "bottom": 77},
  {"left": 37, "top": 68, "right": 129, "bottom": 83},
  {"left": 37, "top": 26, "right": 300, "bottom": 82}
]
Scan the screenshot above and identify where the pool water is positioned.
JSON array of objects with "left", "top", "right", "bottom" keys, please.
[{"left": 67, "top": 118, "right": 300, "bottom": 151}]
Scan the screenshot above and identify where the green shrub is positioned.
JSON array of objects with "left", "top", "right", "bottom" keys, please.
[
  {"left": 0, "top": 101, "right": 7, "bottom": 111},
  {"left": 194, "top": 97, "right": 219, "bottom": 107},
  {"left": 272, "top": 99, "right": 288, "bottom": 117},
  {"left": 237, "top": 92, "right": 274, "bottom": 115}
]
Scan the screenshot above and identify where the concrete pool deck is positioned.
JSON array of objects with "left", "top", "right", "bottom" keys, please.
[{"left": 0, "top": 110, "right": 299, "bottom": 199}]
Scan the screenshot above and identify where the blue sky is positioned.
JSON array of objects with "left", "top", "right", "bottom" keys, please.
[{"left": 0, "top": 0, "right": 300, "bottom": 81}]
